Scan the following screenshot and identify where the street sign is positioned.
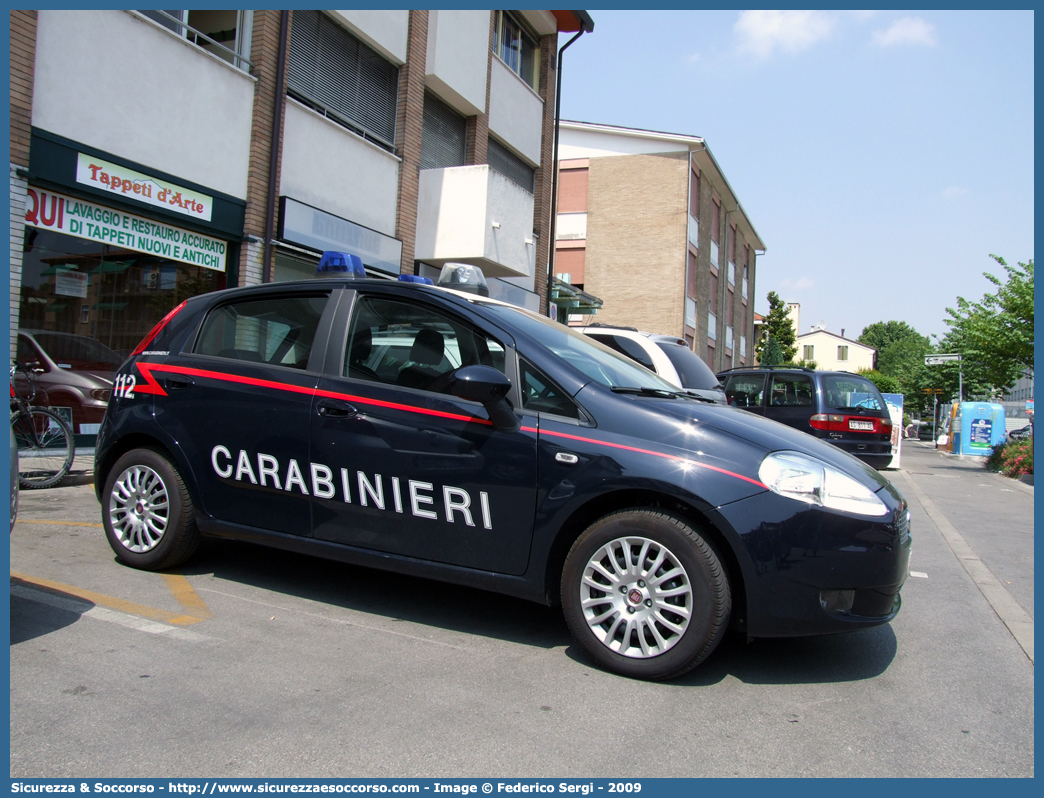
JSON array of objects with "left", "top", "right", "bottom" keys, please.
[{"left": 925, "top": 354, "right": 962, "bottom": 365}]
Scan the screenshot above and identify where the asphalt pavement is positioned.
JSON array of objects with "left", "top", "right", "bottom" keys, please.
[{"left": 8, "top": 440, "right": 1034, "bottom": 777}]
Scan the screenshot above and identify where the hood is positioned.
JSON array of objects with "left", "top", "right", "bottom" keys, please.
[{"left": 629, "top": 396, "right": 892, "bottom": 492}]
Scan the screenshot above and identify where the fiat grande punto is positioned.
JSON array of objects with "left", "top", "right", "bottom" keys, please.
[{"left": 95, "top": 258, "right": 911, "bottom": 680}]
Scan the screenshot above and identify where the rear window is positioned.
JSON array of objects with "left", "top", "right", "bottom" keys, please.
[
  {"left": 822, "top": 374, "right": 887, "bottom": 412},
  {"left": 655, "top": 342, "right": 720, "bottom": 390}
]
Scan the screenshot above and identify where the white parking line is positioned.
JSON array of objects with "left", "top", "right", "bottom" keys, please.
[{"left": 11, "top": 583, "right": 216, "bottom": 643}]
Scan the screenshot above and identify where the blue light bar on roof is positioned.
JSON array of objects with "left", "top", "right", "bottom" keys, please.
[
  {"left": 317, "top": 251, "right": 366, "bottom": 278},
  {"left": 398, "top": 274, "right": 434, "bottom": 285}
]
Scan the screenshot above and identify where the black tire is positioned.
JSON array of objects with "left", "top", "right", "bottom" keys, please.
[
  {"left": 561, "top": 509, "right": 731, "bottom": 680},
  {"left": 102, "top": 447, "right": 200, "bottom": 570},
  {"left": 13, "top": 408, "right": 75, "bottom": 489}
]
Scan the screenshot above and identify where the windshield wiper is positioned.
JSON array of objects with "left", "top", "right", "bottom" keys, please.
[{"left": 611, "top": 386, "right": 690, "bottom": 399}]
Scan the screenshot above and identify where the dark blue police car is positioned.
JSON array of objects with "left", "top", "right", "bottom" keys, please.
[{"left": 95, "top": 256, "right": 911, "bottom": 680}]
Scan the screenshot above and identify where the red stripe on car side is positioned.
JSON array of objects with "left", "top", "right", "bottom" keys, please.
[{"left": 133, "top": 362, "right": 763, "bottom": 488}]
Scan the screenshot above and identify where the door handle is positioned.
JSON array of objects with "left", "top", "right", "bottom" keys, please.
[
  {"left": 317, "top": 399, "right": 357, "bottom": 418},
  {"left": 166, "top": 374, "right": 193, "bottom": 389}
]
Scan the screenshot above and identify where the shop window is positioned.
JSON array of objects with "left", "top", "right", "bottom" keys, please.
[
  {"left": 489, "top": 138, "right": 536, "bottom": 193},
  {"left": 137, "top": 10, "right": 253, "bottom": 71},
  {"left": 288, "top": 10, "right": 399, "bottom": 151},
  {"left": 195, "top": 294, "right": 330, "bottom": 369},
  {"left": 421, "top": 92, "right": 467, "bottom": 171},
  {"left": 495, "top": 11, "right": 540, "bottom": 90},
  {"left": 19, "top": 228, "right": 225, "bottom": 360}
]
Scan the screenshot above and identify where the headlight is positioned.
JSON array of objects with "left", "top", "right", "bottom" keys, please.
[
  {"left": 758, "top": 451, "right": 889, "bottom": 516},
  {"left": 90, "top": 389, "right": 111, "bottom": 403}
]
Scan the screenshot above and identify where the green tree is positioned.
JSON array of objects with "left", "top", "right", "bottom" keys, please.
[
  {"left": 759, "top": 336, "right": 786, "bottom": 366},
  {"left": 756, "top": 291, "right": 797, "bottom": 363},
  {"left": 858, "top": 320, "right": 936, "bottom": 412},
  {"left": 857, "top": 368, "right": 901, "bottom": 395},
  {"left": 944, "top": 255, "right": 1034, "bottom": 390}
]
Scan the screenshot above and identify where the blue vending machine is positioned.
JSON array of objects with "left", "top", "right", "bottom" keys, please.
[{"left": 957, "top": 402, "right": 1006, "bottom": 456}]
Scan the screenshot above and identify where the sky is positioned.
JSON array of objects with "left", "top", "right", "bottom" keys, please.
[{"left": 557, "top": 9, "right": 1034, "bottom": 343}]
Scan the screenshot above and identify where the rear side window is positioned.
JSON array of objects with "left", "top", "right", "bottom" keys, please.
[
  {"left": 724, "top": 374, "right": 766, "bottom": 408},
  {"left": 655, "top": 343, "right": 719, "bottom": 390},
  {"left": 822, "top": 374, "right": 886, "bottom": 412},
  {"left": 194, "top": 293, "right": 329, "bottom": 369},
  {"left": 520, "top": 359, "right": 580, "bottom": 420},
  {"left": 768, "top": 373, "right": 814, "bottom": 407}
]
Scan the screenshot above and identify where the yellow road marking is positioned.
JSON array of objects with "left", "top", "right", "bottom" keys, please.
[
  {"left": 16, "top": 520, "right": 104, "bottom": 528},
  {"left": 161, "top": 573, "right": 214, "bottom": 619},
  {"left": 10, "top": 571, "right": 206, "bottom": 626}
]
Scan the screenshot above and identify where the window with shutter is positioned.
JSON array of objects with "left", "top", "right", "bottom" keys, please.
[
  {"left": 421, "top": 92, "right": 467, "bottom": 170},
  {"left": 489, "top": 138, "right": 535, "bottom": 193},
  {"left": 287, "top": 10, "right": 399, "bottom": 152}
]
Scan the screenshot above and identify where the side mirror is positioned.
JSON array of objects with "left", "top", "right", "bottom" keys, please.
[{"left": 448, "top": 365, "right": 520, "bottom": 433}]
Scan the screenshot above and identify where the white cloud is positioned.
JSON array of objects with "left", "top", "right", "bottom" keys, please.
[
  {"left": 686, "top": 52, "right": 701, "bottom": 65},
  {"left": 941, "top": 186, "right": 969, "bottom": 200},
  {"left": 871, "top": 17, "right": 938, "bottom": 48},
  {"left": 734, "top": 10, "right": 836, "bottom": 59}
]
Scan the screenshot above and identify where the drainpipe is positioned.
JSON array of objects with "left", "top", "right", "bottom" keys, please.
[
  {"left": 262, "top": 10, "right": 290, "bottom": 284},
  {"left": 545, "top": 26, "right": 588, "bottom": 318}
]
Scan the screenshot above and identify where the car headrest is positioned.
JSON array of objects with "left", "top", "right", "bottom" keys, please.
[{"left": 409, "top": 328, "right": 444, "bottom": 366}]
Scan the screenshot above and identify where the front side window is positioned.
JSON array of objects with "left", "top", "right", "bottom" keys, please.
[
  {"left": 195, "top": 293, "right": 329, "bottom": 369},
  {"left": 495, "top": 11, "right": 540, "bottom": 90},
  {"left": 345, "top": 295, "right": 505, "bottom": 393},
  {"left": 520, "top": 359, "right": 579, "bottom": 419},
  {"left": 288, "top": 10, "right": 399, "bottom": 151}
]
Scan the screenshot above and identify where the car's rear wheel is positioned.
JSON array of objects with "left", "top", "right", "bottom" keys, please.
[
  {"left": 561, "top": 509, "right": 730, "bottom": 680},
  {"left": 102, "top": 447, "right": 200, "bottom": 570}
]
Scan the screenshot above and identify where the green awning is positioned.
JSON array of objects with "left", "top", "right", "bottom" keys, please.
[
  {"left": 90, "top": 261, "right": 133, "bottom": 275},
  {"left": 40, "top": 264, "right": 78, "bottom": 277}
]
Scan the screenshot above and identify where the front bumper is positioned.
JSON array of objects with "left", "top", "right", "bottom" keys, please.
[{"left": 711, "top": 485, "right": 911, "bottom": 638}]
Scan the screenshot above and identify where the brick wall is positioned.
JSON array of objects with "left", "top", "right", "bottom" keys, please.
[
  {"left": 585, "top": 152, "right": 688, "bottom": 334},
  {"left": 240, "top": 10, "right": 289, "bottom": 286},
  {"left": 464, "top": 11, "right": 495, "bottom": 167},
  {"left": 393, "top": 10, "right": 428, "bottom": 276},
  {"left": 10, "top": 10, "right": 37, "bottom": 356}
]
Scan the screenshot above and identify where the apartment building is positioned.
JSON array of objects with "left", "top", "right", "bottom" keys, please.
[
  {"left": 554, "top": 121, "right": 765, "bottom": 372},
  {"left": 9, "top": 9, "right": 593, "bottom": 434}
]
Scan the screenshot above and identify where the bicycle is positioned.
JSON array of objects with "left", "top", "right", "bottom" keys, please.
[{"left": 10, "top": 361, "right": 75, "bottom": 489}]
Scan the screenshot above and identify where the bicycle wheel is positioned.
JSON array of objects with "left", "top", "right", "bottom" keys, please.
[{"left": 13, "top": 408, "right": 74, "bottom": 489}]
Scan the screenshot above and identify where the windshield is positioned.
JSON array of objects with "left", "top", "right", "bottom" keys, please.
[
  {"left": 483, "top": 305, "right": 678, "bottom": 391},
  {"left": 822, "top": 374, "right": 887, "bottom": 412}
]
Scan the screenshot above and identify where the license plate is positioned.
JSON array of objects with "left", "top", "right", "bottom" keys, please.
[{"left": 849, "top": 419, "right": 874, "bottom": 431}]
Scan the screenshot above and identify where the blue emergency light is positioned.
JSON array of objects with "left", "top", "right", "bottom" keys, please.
[
  {"left": 398, "top": 274, "right": 434, "bottom": 285},
  {"left": 317, "top": 251, "right": 366, "bottom": 278}
]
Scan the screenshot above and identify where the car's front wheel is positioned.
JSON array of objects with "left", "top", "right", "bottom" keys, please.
[
  {"left": 561, "top": 509, "right": 730, "bottom": 680},
  {"left": 102, "top": 447, "right": 200, "bottom": 570}
]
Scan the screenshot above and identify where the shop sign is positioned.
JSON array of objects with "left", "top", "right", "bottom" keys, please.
[
  {"left": 76, "top": 153, "right": 214, "bottom": 222},
  {"left": 280, "top": 197, "right": 402, "bottom": 276},
  {"left": 25, "top": 188, "right": 226, "bottom": 272}
]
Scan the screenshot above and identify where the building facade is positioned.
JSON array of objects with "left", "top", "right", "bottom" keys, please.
[
  {"left": 794, "top": 329, "right": 875, "bottom": 372},
  {"left": 554, "top": 121, "right": 765, "bottom": 372},
  {"left": 9, "top": 9, "right": 593, "bottom": 435}
]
